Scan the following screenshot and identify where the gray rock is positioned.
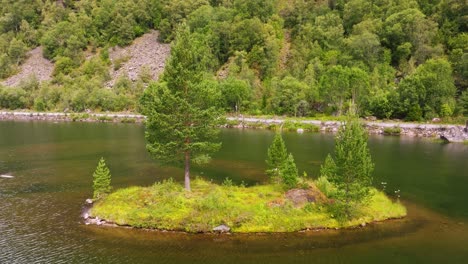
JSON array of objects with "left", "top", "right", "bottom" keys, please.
[
  {"left": 85, "top": 199, "right": 93, "bottom": 204},
  {"left": 213, "top": 224, "right": 230, "bottom": 233},
  {"left": 440, "top": 126, "right": 468, "bottom": 143}
]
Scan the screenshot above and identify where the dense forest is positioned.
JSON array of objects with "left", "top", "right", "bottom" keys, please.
[{"left": 0, "top": 0, "right": 466, "bottom": 121}]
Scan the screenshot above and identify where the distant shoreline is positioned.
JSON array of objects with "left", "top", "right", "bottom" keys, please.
[
  {"left": 0, "top": 111, "right": 145, "bottom": 123},
  {"left": 1, "top": 111, "right": 467, "bottom": 142}
]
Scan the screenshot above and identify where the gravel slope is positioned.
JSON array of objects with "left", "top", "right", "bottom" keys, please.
[
  {"left": 107, "top": 30, "right": 170, "bottom": 87},
  {"left": 1, "top": 47, "right": 54, "bottom": 87}
]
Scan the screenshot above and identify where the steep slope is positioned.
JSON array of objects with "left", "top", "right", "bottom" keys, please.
[
  {"left": 107, "top": 31, "right": 170, "bottom": 87},
  {"left": 1, "top": 47, "right": 54, "bottom": 87}
]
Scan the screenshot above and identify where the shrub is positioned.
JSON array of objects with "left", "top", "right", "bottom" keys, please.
[
  {"left": 315, "top": 176, "right": 335, "bottom": 198},
  {"left": 0, "top": 87, "right": 31, "bottom": 109},
  {"left": 282, "top": 121, "right": 319, "bottom": 132},
  {"left": 113, "top": 55, "right": 130, "bottom": 71},
  {"left": 120, "top": 117, "right": 136, "bottom": 123},
  {"left": 383, "top": 126, "right": 401, "bottom": 135},
  {"left": 406, "top": 104, "right": 422, "bottom": 121},
  {"left": 97, "top": 116, "right": 113, "bottom": 122},
  {"left": 53, "top": 56, "right": 77, "bottom": 76},
  {"left": 34, "top": 98, "right": 47, "bottom": 111}
]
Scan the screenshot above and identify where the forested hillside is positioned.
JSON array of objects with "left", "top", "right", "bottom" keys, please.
[{"left": 0, "top": 0, "right": 466, "bottom": 121}]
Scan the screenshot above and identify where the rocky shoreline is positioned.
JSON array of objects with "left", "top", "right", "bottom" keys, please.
[
  {"left": 1, "top": 111, "right": 467, "bottom": 143},
  {"left": 226, "top": 117, "right": 468, "bottom": 143},
  {"left": 0, "top": 111, "right": 145, "bottom": 123}
]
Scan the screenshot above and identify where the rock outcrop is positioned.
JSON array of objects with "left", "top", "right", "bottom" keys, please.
[{"left": 285, "top": 183, "right": 328, "bottom": 207}]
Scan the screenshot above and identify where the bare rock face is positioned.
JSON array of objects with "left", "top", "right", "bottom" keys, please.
[
  {"left": 285, "top": 184, "right": 328, "bottom": 207},
  {"left": 107, "top": 30, "right": 170, "bottom": 87},
  {"left": 1, "top": 47, "right": 54, "bottom": 87}
]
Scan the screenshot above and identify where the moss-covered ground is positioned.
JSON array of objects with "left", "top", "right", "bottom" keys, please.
[{"left": 90, "top": 178, "right": 406, "bottom": 233}]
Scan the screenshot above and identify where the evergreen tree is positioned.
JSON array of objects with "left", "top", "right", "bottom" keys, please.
[
  {"left": 324, "top": 112, "right": 374, "bottom": 217},
  {"left": 320, "top": 154, "right": 337, "bottom": 179},
  {"left": 92, "top": 157, "right": 112, "bottom": 199},
  {"left": 266, "top": 132, "right": 288, "bottom": 179},
  {"left": 266, "top": 132, "right": 299, "bottom": 188},
  {"left": 140, "top": 24, "right": 222, "bottom": 191},
  {"left": 281, "top": 153, "right": 299, "bottom": 189}
]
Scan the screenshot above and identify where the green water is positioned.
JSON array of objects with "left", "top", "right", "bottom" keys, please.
[{"left": 0, "top": 121, "right": 467, "bottom": 263}]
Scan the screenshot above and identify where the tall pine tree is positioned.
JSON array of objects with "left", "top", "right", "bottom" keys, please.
[{"left": 140, "top": 24, "right": 222, "bottom": 191}]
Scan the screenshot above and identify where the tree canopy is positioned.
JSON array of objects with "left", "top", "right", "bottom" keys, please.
[{"left": 0, "top": 0, "right": 466, "bottom": 119}]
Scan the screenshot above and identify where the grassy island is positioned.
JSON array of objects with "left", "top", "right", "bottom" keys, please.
[{"left": 90, "top": 178, "right": 406, "bottom": 233}]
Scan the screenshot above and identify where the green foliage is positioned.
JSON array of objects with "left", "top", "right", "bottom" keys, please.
[
  {"left": 220, "top": 77, "right": 252, "bottom": 113},
  {"left": 265, "top": 133, "right": 299, "bottom": 189},
  {"left": 91, "top": 178, "right": 406, "bottom": 232},
  {"left": 320, "top": 154, "right": 337, "bottom": 181},
  {"left": 0, "top": 86, "right": 31, "bottom": 109},
  {"left": 281, "top": 153, "right": 299, "bottom": 189},
  {"left": 266, "top": 133, "right": 288, "bottom": 178},
  {"left": 320, "top": 65, "right": 370, "bottom": 116},
  {"left": 323, "top": 113, "right": 374, "bottom": 218},
  {"left": 398, "top": 58, "right": 457, "bottom": 119},
  {"left": 140, "top": 24, "right": 222, "bottom": 190},
  {"left": 315, "top": 176, "right": 335, "bottom": 198},
  {"left": 271, "top": 76, "right": 315, "bottom": 117},
  {"left": 222, "top": 177, "right": 233, "bottom": 187},
  {"left": 120, "top": 117, "right": 136, "bottom": 123},
  {"left": 92, "top": 157, "right": 112, "bottom": 200},
  {"left": 8, "top": 38, "right": 28, "bottom": 64},
  {"left": 0, "top": 0, "right": 465, "bottom": 121},
  {"left": 281, "top": 121, "right": 319, "bottom": 132},
  {"left": 383, "top": 126, "right": 402, "bottom": 135},
  {"left": 460, "top": 91, "right": 468, "bottom": 116}
]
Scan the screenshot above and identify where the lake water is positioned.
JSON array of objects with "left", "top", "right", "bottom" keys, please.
[{"left": 1, "top": 121, "right": 468, "bottom": 263}]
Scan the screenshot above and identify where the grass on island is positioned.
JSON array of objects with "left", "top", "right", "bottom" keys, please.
[{"left": 90, "top": 178, "right": 406, "bottom": 233}]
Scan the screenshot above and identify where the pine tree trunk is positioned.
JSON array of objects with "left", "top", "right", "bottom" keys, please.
[{"left": 184, "top": 151, "right": 191, "bottom": 191}]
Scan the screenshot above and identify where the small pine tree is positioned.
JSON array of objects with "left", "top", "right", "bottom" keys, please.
[
  {"left": 323, "top": 113, "right": 374, "bottom": 218},
  {"left": 281, "top": 153, "right": 299, "bottom": 189},
  {"left": 266, "top": 133, "right": 288, "bottom": 179},
  {"left": 93, "top": 157, "right": 112, "bottom": 199},
  {"left": 320, "top": 154, "right": 337, "bottom": 179}
]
